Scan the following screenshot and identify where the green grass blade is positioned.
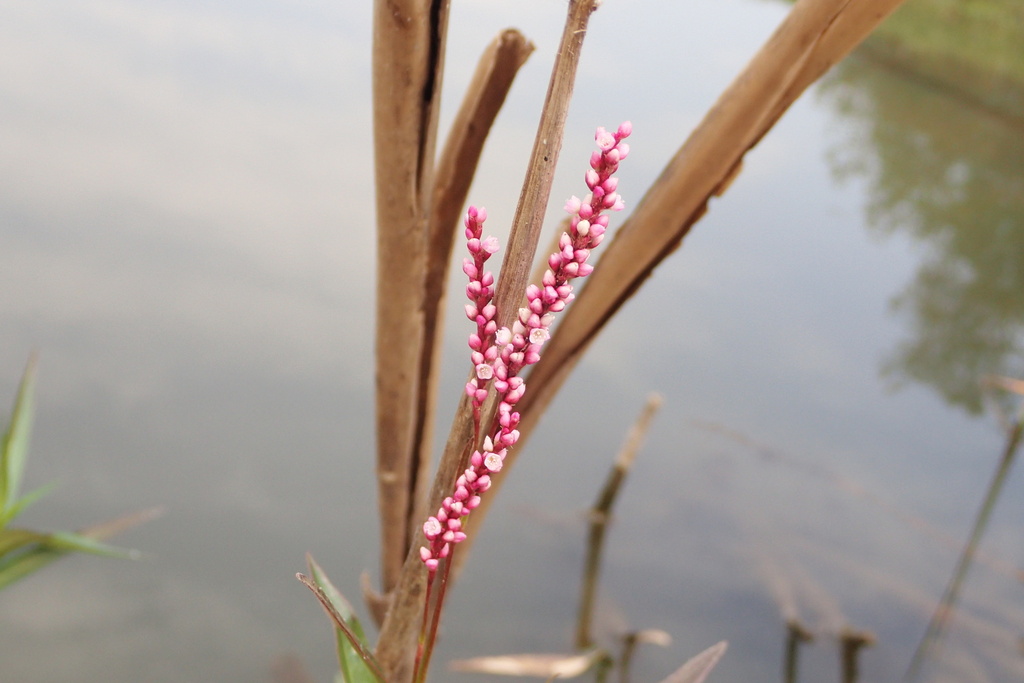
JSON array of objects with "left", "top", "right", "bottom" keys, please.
[
  {"left": 298, "top": 560, "right": 384, "bottom": 683},
  {"left": 45, "top": 531, "right": 140, "bottom": 559},
  {"left": 1, "top": 355, "right": 38, "bottom": 515},
  {"left": 307, "top": 555, "right": 372, "bottom": 683},
  {"left": 0, "top": 482, "right": 58, "bottom": 527},
  {"left": 0, "top": 545, "right": 64, "bottom": 590},
  {"left": 0, "top": 528, "right": 49, "bottom": 556}
]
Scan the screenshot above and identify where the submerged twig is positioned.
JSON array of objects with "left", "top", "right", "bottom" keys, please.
[
  {"left": 783, "top": 619, "right": 815, "bottom": 683},
  {"left": 839, "top": 628, "right": 875, "bottom": 683},
  {"left": 576, "top": 394, "right": 663, "bottom": 649},
  {"left": 905, "top": 392, "right": 1024, "bottom": 680}
]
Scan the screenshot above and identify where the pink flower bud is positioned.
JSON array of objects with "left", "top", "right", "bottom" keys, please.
[
  {"left": 483, "top": 452, "right": 503, "bottom": 472},
  {"left": 529, "top": 327, "right": 550, "bottom": 345},
  {"left": 424, "top": 517, "right": 443, "bottom": 539}
]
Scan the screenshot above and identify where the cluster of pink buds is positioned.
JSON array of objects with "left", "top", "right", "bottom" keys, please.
[
  {"left": 463, "top": 206, "right": 500, "bottom": 421},
  {"left": 420, "top": 122, "right": 632, "bottom": 573}
]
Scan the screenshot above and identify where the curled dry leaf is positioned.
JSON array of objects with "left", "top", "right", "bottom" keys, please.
[
  {"left": 449, "top": 649, "right": 606, "bottom": 679},
  {"left": 657, "top": 641, "right": 727, "bottom": 683},
  {"left": 631, "top": 628, "right": 672, "bottom": 648}
]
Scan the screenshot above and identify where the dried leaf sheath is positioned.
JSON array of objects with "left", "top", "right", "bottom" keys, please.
[{"left": 372, "top": 0, "right": 450, "bottom": 596}]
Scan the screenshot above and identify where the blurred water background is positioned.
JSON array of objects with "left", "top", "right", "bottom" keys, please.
[{"left": 1, "top": 1, "right": 1022, "bottom": 681}]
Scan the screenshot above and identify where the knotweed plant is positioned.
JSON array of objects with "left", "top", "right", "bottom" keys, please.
[
  {"left": 412, "top": 123, "right": 631, "bottom": 681},
  {"left": 299, "top": 2, "right": 907, "bottom": 682}
]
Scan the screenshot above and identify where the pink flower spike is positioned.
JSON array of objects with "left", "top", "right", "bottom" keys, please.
[{"left": 422, "top": 123, "right": 630, "bottom": 579}]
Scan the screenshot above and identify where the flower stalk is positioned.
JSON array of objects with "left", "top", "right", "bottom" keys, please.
[{"left": 411, "top": 123, "right": 632, "bottom": 681}]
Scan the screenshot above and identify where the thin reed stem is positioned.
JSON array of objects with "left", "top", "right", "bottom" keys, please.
[
  {"left": 839, "top": 628, "right": 875, "bottom": 683},
  {"left": 575, "top": 394, "right": 662, "bottom": 649},
  {"left": 783, "top": 619, "right": 814, "bottom": 683},
  {"left": 905, "top": 398, "right": 1024, "bottom": 680}
]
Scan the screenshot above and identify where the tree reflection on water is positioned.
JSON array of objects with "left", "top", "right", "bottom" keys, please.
[{"left": 819, "top": 52, "right": 1024, "bottom": 414}]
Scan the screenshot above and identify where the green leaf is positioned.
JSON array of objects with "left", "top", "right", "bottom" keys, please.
[
  {"left": 0, "top": 528, "right": 139, "bottom": 591},
  {"left": 0, "top": 482, "right": 58, "bottom": 527},
  {"left": 0, "top": 544, "right": 64, "bottom": 590},
  {"left": 299, "top": 556, "right": 385, "bottom": 683},
  {"left": 45, "top": 531, "right": 139, "bottom": 559},
  {"left": 1, "top": 355, "right": 38, "bottom": 515},
  {"left": 0, "top": 528, "right": 49, "bottom": 556},
  {"left": 307, "top": 557, "right": 372, "bottom": 683}
]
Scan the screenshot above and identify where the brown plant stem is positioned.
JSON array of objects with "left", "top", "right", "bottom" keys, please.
[
  {"left": 839, "top": 628, "right": 875, "bottom": 683},
  {"left": 374, "top": 3, "right": 601, "bottom": 680},
  {"left": 575, "top": 394, "right": 662, "bottom": 650},
  {"left": 783, "top": 619, "right": 814, "bottom": 683},
  {"left": 904, "top": 396, "right": 1024, "bottom": 680},
  {"left": 372, "top": 0, "right": 450, "bottom": 599},
  {"left": 455, "top": 0, "right": 908, "bottom": 569}
]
